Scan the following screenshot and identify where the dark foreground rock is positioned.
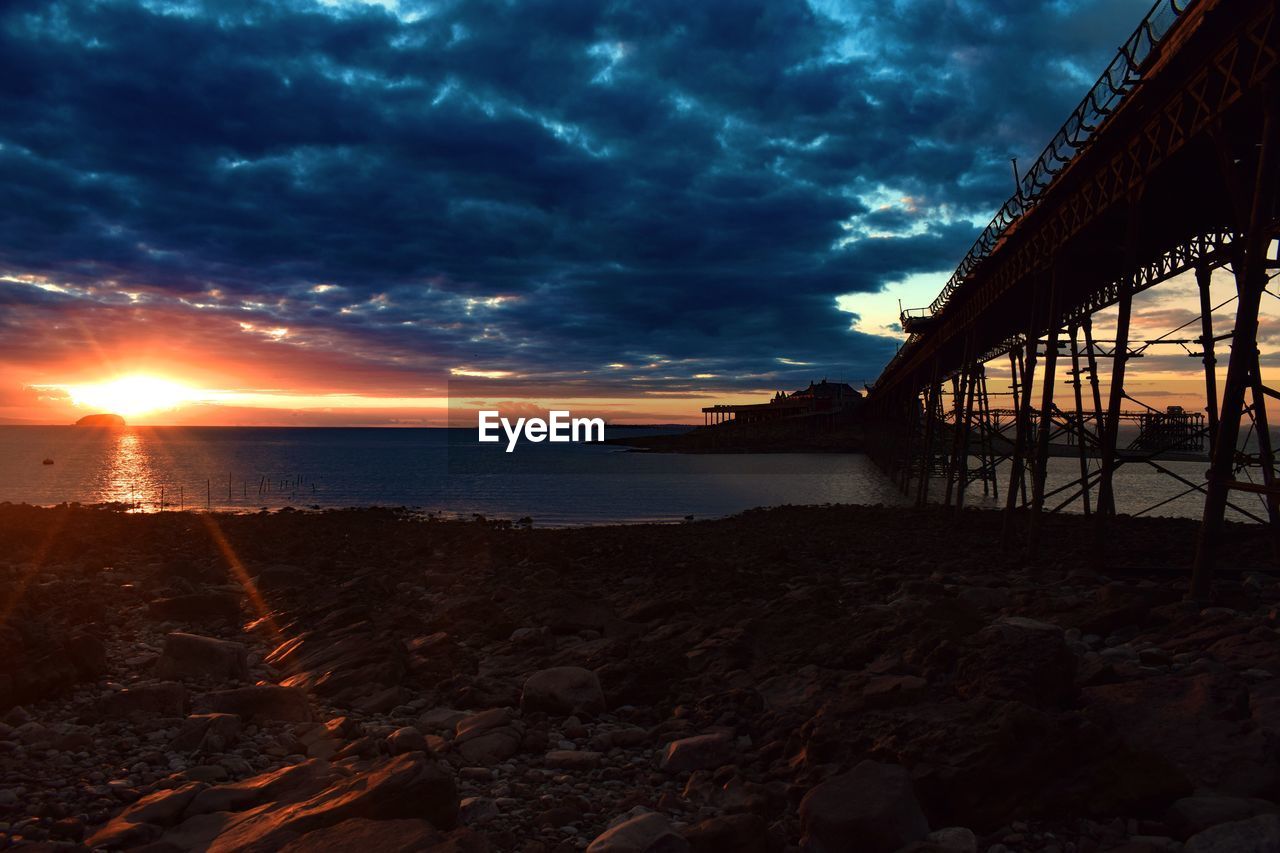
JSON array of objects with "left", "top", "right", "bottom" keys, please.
[{"left": 0, "top": 502, "right": 1277, "bottom": 851}]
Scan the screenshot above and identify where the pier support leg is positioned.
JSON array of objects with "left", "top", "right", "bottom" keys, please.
[
  {"left": 955, "top": 360, "right": 978, "bottom": 512},
  {"left": 978, "top": 368, "right": 997, "bottom": 500},
  {"left": 1070, "top": 324, "right": 1092, "bottom": 516},
  {"left": 1003, "top": 323, "right": 1040, "bottom": 546},
  {"left": 1029, "top": 273, "right": 1060, "bottom": 558},
  {"left": 916, "top": 363, "right": 941, "bottom": 508},
  {"left": 1197, "top": 263, "right": 1220, "bottom": 451},
  {"left": 946, "top": 337, "right": 975, "bottom": 508},
  {"left": 1096, "top": 206, "right": 1140, "bottom": 556},
  {"left": 1193, "top": 101, "right": 1280, "bottom": 598},
  {"left": 1083, "top": 316, "right": 1110, "bottom": 515}
]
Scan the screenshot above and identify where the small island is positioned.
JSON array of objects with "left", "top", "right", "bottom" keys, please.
[{"left": 75, "top": 413, "right": 126, "bottom": 427}]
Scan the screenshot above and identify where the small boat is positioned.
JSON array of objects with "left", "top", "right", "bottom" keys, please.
[{"left": 42, "top": 458, "right": 54, "bottom": 465}]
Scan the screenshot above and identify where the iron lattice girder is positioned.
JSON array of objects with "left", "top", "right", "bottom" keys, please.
[
  {"left": 873, "top": 0, "right": 1279, "bottom": 403},
  {"left": 900, "top": 229, "right": 1234, "bottom": 392}
]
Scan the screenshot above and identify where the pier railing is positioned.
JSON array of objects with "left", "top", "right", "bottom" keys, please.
[{"left": 921, "top": 0, "right": 1196, "bottom": 321}]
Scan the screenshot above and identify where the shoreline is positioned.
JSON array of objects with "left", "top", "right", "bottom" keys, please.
[{"left": 2, "top": 503, "right": 1278, "bottom": 850}]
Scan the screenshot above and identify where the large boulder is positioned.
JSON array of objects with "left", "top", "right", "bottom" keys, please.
[
  {"left": 453, "top": 707, "right": 524, "bottom": 766},
  {"left": 799, "top": 761, "right": 930, "bottom": 853},
  {"left": 660, "top": 733, "right": 734, "bottom": 775},
  {"left": 195, "top": 685, "right": 312, "bottom": 722},
  {"left": 955, "top": 617, "right": 1076, "bottom": 708},
  {"left": 142, "top": 753, "right": 459, "bottom": 852},
  {"left": 521, "top": 666, "right": 606, "bottom": 716},
  {"left": 1186, "top": 813, "right": 1280, "bottom": 853},
  {"left": 85, "top": 781, "right": 208, "bottom": 848},
  {"left": 66, "top": 633, "right": 108, "bottom": 679},
  {"left": 682, "top": 813, "right": 769, "bottom": 853},
  {"left": 1165, "top": 795, "right": 1280, "bottom": 840},
  {"left": 270, "top": 630, "right": 407, "bottom": 709},
  {"left": 185, "top": 759, "right": 338, "bottom": 817},
  {"left": 155, "top": 633, "right": 249, "bottom": 681},
  {"left": 1083, "top": 670, "right": 1276, "bottom": 798},
  {"left": 102, "top": 682, "right": 187, "bottom": 718},
  {"left": 193, "top": 752, "right": 458, "bottom": 850},
  {"left": 169, "top": 713, "right": 243, "bottom": 753},
  {"left": 588, "top": 812, "right": 690, "bottom": 853}
]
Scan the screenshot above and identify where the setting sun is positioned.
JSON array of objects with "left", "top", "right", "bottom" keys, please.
[{"left": 67, "top": 375, "right": 197, "bottom": 417}]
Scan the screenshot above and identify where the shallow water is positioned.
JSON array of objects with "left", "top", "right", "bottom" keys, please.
[
  {"left": 0, "top": 425, "right": 1256, "bottom": 525},
  {"left": 0, "top": 426, "right": 907, "bottom": 525}
]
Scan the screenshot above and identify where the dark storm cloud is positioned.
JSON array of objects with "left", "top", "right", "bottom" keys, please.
[{"left": 0, "top": 0, "right": 1152, "bottom": 389}]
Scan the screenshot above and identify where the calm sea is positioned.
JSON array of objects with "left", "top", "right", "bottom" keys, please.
[{"left": 0, "top": 425, "right": 1253, "bottom": 525}]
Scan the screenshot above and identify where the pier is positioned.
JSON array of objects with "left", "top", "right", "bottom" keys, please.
[{"left": 862, "top": 0, "right": 1280, "bottom": 595}]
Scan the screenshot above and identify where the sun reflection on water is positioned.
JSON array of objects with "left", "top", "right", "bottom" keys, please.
[{"left": 101, "top": 430, "right": 158, "bottom": 509}]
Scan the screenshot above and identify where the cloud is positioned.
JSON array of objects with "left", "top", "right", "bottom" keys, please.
[{"left": 0, "top": 0, "right": 1154, "bottom": 400}]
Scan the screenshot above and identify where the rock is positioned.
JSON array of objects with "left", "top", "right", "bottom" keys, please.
[
  {"left": 195, "top": 685, "right": 312, "bottom": 722},
  {"left": 660, "top": 733, "right": 733, "bottom": 774},
  {"left": 545, "top": 749, "right": 602, "bottom": 770},
  {"left": 102, "top": 681, "right": 187, "bottom": 718},
  {"left": 85, "top": 781, "right": 207, "bottom": 848},
  {"left": 1083, "top": 671, "right": 1272, "bottom": 797},
  {"left": 53, "top": 728, "right": 94, "bottom": 751},
  {"left": 188, "top": 764, "right": 231, "bottom": 783},
  {"left": 521, "top": 666, "right": 606, "bottom": 716},
  {"left": 270, "top": 630, "right": 407, "bottom": 709},
  {"left": 14, "top": 720, "right": 50, "bottom": 745},
  {"left": 613, "top": 726, "right": 649, "bottom": 747},
  {"left": 278, "top": 818, "right": 446, "bottom": 852},
  {"left": 459, "top": 796, "right": 500, "bottom": 827},
  {"left": 353, "top": 684, "right": 403, "bottom": 714},
  {"left": 955, "top": 617, "right": 1076, "bottom": 707},
  {"left": 863, "top": 674, "right": 928, "bottom": 708},
  {"left": 185, "top": 759, "right": 338, "bottom": 816},
  {"left": 538, "top": 805, "right": 583, "bottom": 828},
  {"left": 682, "top": 813, "right": 769, "bottom": 852},
  {"left": 456, "top": 707, "right": 515, "bottom": 738},
  {"left": 420, "top": 707, "right": 468, "bottom": 730},
  {"left": 921, "top": 827, "right": 978, "bottom": 852},
  {"left": 588, "top": 811, "right": 690, "bottom": 853},
  {"left": 148, "top": 592, "right": 242, "bottom": 623},
  {"left": 155, "top": 633, "right": 250, "bottom": 681},
  {"left": 454, "top": 708, "right": 524, "bottom": 766},
  {"left": 799, "top": 760, "right": 930, "bottom": 853},
  {"left": 170, "top": 712, "right": 243, "bottom": 752},
  {"left": 1186, "top": 813, "right": 1280, "bottom": 852},
  {"left": 52, "top": 816, "right": 85, "bottom": 841},
  {"left": 0, "top": 652, "right": 78, "bottom": 708},
  {"left": 1165, "top": 795, "right": 1279, "bottom": 839},
  {"left": 251, "top": 565, "right": 310, "bottom": 591},
  {"left": 66, "top": 633, "right": 108, "bottom": 679},
  {"left": 387, "top": 726, "right": 430, "bottom": 755},
  {"left": 455, "top": 726, "right": 522, "bottom": 766},
  {"left": 162, "top": 752, "right": 458, "bottom": 850}
]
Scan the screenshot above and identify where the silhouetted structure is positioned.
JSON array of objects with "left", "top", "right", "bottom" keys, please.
[
  {"left": 862, "top": 0, "right": 1279, "bottom": 597},
  {"left": 702, "top": 380, "right": 861, "bottom": 426}
]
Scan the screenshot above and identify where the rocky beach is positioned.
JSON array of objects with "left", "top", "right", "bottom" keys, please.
[{"left": 2, "top": 502, "right": 1280, "bottom": 852}]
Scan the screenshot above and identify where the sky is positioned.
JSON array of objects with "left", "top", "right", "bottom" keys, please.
[{"left": 0, "top": 0, "right": 1179, "bottom": 425}]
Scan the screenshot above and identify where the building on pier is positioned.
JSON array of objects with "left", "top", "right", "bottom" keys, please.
[{"left": 702, "top": 380, "right": 861, "bottom": 426}]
